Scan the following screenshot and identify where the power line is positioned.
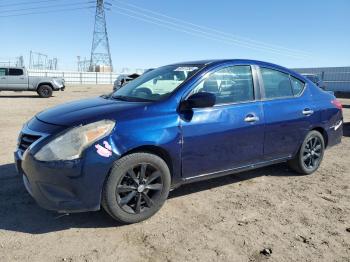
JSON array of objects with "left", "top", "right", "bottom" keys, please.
[
  {"left": 111, "top": 0, "right": 310, "bottom": 58},
  {"left": 0, "top": 1, "right": 94, "bottom": 14},
  {"left": 0, "top": 0, "right": 65, "bottom": 8},
  {"left": 109, "top": 8, "right": 306, "bottom": 59},
  {"left": 112, "top": 0, "right": 310, "bottom": 56},
  {"left": 109, "top": 6, "right": 307, "bottom": 59},
  {"left": 0, "top": 6, "right": 94, "bottom": 18}
]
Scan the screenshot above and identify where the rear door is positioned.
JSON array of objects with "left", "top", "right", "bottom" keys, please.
[
  {"left": 258, "top": 66, "right": 315, "bottom": 160},
  {"left": 0, "top": 68, "right": 8, "bottom": 89},
  {"left": 7, "top": 68, "right": 27, "bottom": 90},
  {"left": 181, "top": 65, "right": 265, "bottom": 178}
]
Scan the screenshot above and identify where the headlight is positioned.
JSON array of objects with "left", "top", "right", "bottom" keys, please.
[{"left": 34, "top": 120, "right": 115, "bottom": 161}]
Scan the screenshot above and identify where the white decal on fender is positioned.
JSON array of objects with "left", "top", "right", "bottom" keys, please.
[{"left": 334, "top": 120, "right": 342, "bottom": 131}]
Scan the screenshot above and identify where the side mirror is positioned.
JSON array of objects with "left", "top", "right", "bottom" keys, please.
[{"left": 180, "top": 92, "right": 216, "bottom": 111}]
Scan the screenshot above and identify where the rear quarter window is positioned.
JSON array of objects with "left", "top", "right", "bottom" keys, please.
[{"left": 290, "top": 76, "right": 305, "bottom": 96}]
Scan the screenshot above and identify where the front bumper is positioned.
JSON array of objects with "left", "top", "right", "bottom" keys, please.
[
  {"left": 14, "top": 122, "right": 118, "bottom": 213},
  {"left": 16, "top": 150, "right": 90, "bottom": 212},
  {"left": 53, "top": 85, "right": 65, "bottom": 91}
]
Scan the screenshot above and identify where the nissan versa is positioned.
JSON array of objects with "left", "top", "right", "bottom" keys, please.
[{"left": 15, "top": 59, "right": 343, "bottom": 224}]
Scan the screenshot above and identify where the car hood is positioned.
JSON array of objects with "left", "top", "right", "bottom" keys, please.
[{"left": 36, "top": 96, "right": 148, "bottom": 126}]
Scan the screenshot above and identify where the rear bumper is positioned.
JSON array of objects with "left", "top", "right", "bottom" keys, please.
[{"left": 327, "top": 119, "right": 343, "bottom": 147}]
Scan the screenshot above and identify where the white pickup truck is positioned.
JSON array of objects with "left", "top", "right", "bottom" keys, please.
[{"left": 0, "top": 66, "right": 65, "bottom": 98}]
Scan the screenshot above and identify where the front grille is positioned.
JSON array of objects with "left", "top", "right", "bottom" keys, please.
[{"left": 18, "top": 133, "right": 41, "bottom": 154}]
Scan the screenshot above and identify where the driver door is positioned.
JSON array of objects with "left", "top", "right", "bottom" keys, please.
[{"left": 180, "top": 65, "right": 265, "bottom": 178}]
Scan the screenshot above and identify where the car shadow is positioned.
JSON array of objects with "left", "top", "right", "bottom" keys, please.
[
  {"left": 0, "top": 95, "right": 41, "bottom": 98},
  {"left": 0, "top": 162, "right": 301, "bottom": 234},
  {"left": 343, "top": 122, "right": 350, "bottom": 137}
]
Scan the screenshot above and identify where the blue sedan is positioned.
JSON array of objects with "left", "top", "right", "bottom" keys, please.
[{"left": 15, "top": 59, "right": 343, "bottom": 223}]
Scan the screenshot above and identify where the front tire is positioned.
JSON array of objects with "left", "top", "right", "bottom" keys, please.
[
  {"left": 102, "top": 153, "right": 171, "bottom": 224},
  {"left": 288, "top": 130, "right": 325, "bottom": 174},
  {"left": 37, "top": 85, "right": 53, "bottom": 98}
]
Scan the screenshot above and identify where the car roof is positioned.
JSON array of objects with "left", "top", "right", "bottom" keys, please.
[
  {"left": 169, "top": 59, "right": 300, "bottom": 76},
  {"left": 0, "top": 66, "right": 25, "bottom": 69}
]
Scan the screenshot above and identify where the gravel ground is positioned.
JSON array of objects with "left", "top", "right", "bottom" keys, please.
[{"left": 0, "top": 86, "right": 349, "bottom": 262}]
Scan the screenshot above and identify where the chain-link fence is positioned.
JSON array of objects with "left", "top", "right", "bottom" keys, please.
[{"left": 27, "top": 70, "right": 120, "bottom": 85}]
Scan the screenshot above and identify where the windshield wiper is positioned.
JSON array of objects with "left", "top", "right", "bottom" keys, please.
[
  {"left": 111, "top": 95, "right": 132, "bottom": 101},
  {"left": 111, "top": 95, "right": 154, "bottom": 102}
]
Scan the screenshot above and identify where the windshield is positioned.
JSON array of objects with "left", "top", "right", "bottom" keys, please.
[{"left": 112, "top": 64, "right": 202, "bottom": 102}]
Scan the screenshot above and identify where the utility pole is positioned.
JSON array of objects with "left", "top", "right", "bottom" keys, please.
[{"left": 89, "top": 0, "right": 113, "bottom": 72}]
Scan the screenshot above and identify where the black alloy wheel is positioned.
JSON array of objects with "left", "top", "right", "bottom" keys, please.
[
  {"left": 301, "top": 136, "right": 322, "bottom": 170},
  {"left": 116, "top": 163, "right": 163, "bottom": 214},
  {"left": 288, "top": 130, "right": 325, "bottom": 174},
  {"left": 102, "top": 153, "right": 171, "bottom": 224}
]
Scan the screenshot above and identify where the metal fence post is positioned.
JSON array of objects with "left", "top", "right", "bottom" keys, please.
[
  {"left": 80, "top": 72, "right": 82, "bottom": 85},
  {"left": 96, "top": 72, "right": 98, "bottom": 84}
]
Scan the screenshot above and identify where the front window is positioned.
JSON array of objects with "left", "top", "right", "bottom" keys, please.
[
  {"left": 190, "top": 65, "right": 255, "bottom": 105},
  {"left": 112, "top": 65, "right": 202, "bottom": 102}
]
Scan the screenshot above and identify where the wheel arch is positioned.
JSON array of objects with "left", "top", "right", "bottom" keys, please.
[
  {"left": 37, "top": 82, "right": 53, "bottom": 90},
  {"left": 311, "top": 126, "right": 328, "bottom": 148},
  {"left": 120, "top": 145, "right": 174, "bottom": 178}
]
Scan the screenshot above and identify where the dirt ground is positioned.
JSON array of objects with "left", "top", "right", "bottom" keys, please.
[{"left": 0, "top": 86, "right": 349, "bottom": 262}]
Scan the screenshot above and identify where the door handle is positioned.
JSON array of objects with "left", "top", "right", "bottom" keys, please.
[
  {"left": 302, "top": 108, "right": 314, "bottom": 116},
  {"left": 0, "top": 77, "right": 5, "bottom": 79},
  {"left": 244, "top": 114, "right": 259, "bottom": 123}
]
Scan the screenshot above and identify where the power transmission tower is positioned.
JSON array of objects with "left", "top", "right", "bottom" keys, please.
[
  {"left": 89, "top": 0, "right": 113, "bottom": 72},
  {"left": 77, "top": 56, "right": 91, "bottom": 72},
  {"left": 29, "top": 51, "right": 58, "bottom": 70}
]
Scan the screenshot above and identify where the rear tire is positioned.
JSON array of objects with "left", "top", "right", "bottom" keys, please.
[
  {"left": 288, "top": 130, "right": 325, "bottom": 174},
  {"left": 102, "top": 153, "right": 171, "bottom": 224},
  {"left": 37, "top": 85, "right": 53, "bottom": 98}
]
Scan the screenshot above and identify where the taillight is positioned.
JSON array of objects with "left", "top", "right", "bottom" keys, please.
[{"left": 331, "top": 99, "right": 343, "bottom": 110}]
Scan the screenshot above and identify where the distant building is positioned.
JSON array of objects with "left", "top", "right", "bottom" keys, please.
[{"left": 293, "top": 66, "right": 350, "bottom": 93}]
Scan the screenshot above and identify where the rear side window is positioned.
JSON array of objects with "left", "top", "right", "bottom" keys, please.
[
  {"left": 261, "top": 68, "right": 293, "bottom": 99},
  {"left": 0, "top": 68, "right": 6, "bottom": 76},
  {"left": 9, "top": 68, "right": 23, "bottom": 76},
  {"left": 290, "top": 76, "right": 305, "bottom": 96}
]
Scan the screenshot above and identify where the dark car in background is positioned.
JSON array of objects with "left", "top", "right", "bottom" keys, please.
[
  {"left": 113, "top": 69, "right": 154, "bottom": 91},
  {"left": 15, "top": 59, "right": 343, "bottom": 224},
  {"left": 302, "top": 74, "right": 326, "bottom": 90}
]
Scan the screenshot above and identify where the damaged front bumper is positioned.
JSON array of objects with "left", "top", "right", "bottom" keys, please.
[{"left": 14, "top": 121, "right": 118, "bottom": 213}]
